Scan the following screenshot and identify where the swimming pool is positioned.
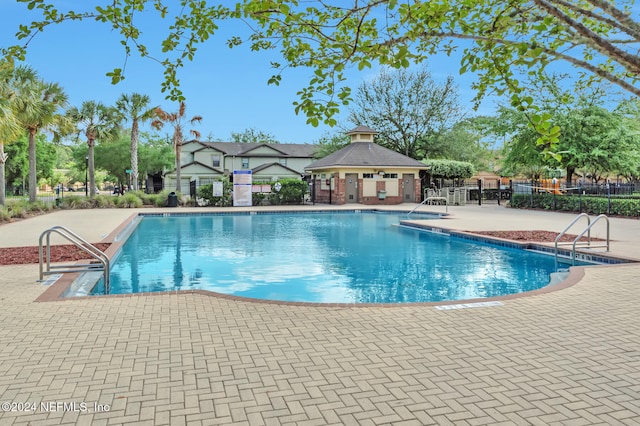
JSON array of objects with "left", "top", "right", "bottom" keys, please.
[{"left": 89, "top": 211, "right": 574, "bottom": 303}]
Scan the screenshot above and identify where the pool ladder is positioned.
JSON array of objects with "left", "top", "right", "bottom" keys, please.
[
  {"left": 39, "top": 226, "right": 110, "bottom": 294},
  {"left": 554, "top": 213, "right": 609, "bottom": 271}
]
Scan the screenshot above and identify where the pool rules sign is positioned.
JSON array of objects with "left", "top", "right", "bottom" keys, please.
[{"left": 233, "top": 170, "right": 252, "bottom": 206}]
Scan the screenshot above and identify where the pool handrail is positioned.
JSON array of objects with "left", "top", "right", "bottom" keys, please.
[
  {"left": 554, "top": 213, "right": 610, "bottom": 270},
  {"left": 38, "top": 225, "right": 110, "bottom": 294}
]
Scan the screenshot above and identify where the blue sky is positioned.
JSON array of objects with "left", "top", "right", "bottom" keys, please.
[{"left": 2, "top": 2, "right": 507, "bottom": 144}]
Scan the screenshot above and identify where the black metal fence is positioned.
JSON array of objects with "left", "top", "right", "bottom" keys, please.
[{"left": 509, "top": 180, "right": 640, "bottom": 217}]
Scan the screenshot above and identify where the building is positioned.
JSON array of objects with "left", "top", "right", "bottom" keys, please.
[
  {"left": 305, "top": 126, "right": 430, "bottom": 205},
  {"left": 163, "top": 141, "right": 319, "bottom": 190}
]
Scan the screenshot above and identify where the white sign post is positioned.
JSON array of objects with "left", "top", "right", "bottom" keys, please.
[{"left": 233, "top": 170, "right": 252, "bottom": 206}]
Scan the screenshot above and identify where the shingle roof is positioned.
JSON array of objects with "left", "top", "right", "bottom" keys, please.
[
  {"left": 346, "top": 125, "right": 378, "bottom": 135},
  {"left": 305, "top": 142, "right": 428, "bottom": 170},
  {"left": 187, "top": 141, "right": 319, "bottom": 158},
  {"left": 252, "top": 162, "right": 305, "bottom": 175}
]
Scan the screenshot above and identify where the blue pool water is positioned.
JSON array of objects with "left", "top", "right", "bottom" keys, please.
[{"left": 92, "top": 212, "right": 564, "bottom": 303}]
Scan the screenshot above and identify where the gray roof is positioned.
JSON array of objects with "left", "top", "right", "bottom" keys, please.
[
  {"left": 346, "top": 125, "right": 378, "bottom": 135},
  {"left": 306, "top": 142, "right": 428, "bottom": 170},
  {"left": 187, "top": 141, "right": 319, "bottom": 158},
  {"left": 252, "top": 162, "right": 305, "bottom": 175}
]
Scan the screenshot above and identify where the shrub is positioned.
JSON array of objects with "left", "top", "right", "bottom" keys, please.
[
  {"left": 196, "top": 180, "right": 233, "bottom": 207},
  {"left": 153, "top": 190, "right": 171, "bottom": 207},
  {"left": 128, "top": 190, "right": 158, "bottom": 206},
  {"left": 0, "top": 206, "right": 10, "bottom": 222},
  {"left": 252, "top": 192, "right": 267, "bottom": 206},
  {"left": 60, "top": 195, "right": 92, "bottom": 209},
  {"left": 510, "top": 193, "right": 640, "bottom": 217},
  {"left": 115, "top": 192, "right": 143, "bottom": 208},
  {"left": 91, "top": 195, "right": 116, "bottom": 208},
  {"left": 268, "top": 179, "right": 307, "bottom": 205}
]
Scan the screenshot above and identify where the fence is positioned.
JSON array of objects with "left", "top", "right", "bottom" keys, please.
[{"left": 509, "top": 180, "right": 640, "bottom": 217}]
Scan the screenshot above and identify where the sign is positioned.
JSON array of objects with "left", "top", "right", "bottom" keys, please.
[
  {"left": 212, "top": 181, "right": 224, "bottom": 197},
  {"left": 125, "top": 169, "right": 132, "bottom": 174},
  {"left": 233, "top": 170, "right": 252, "bottom": 206}
]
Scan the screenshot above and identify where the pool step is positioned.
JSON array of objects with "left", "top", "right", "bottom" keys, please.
[{"left": 549, "top": 271, "right": 570, "bottom": 286}]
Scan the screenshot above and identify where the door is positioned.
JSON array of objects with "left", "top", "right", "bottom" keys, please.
[
  {"left": 345, "top": 173, "right": 358, "bottom": 203},
  {"left": 403, "top": 174, "right": 415, "bottom": 202}
]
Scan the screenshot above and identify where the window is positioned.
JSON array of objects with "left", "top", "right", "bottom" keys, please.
[
  {"left": 241, "top": 158, "right": 249, "bottom": 169},
  {"left": 363, "top": 173, "right": 374, "bottom": 178},
  {"left": 212, "top": 155, "right": 221, "bottom": 167},
  {"left": 383, "top": 173, "right": 398, "bottom": 179},
  {"left": 279, "top": 158, "right": 287, "bottom": 166}
]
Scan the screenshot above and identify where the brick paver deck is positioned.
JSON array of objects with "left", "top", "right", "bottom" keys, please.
[{"left": 0, "top": 205, "right": 638, "bottom": 425}]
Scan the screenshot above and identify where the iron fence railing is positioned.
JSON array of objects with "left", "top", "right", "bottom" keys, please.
[{"left": 509, "top": 180, "right": 640, "bottom": 217}]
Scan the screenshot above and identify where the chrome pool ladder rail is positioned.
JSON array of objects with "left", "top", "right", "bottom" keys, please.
[
  {"left": 39, "top": 226, "right": 110, "bottom": 294},
  {"left": 554, "top": 213, "right": 610, "bottom": 270}
]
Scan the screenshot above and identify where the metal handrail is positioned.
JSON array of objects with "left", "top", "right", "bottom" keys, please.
[
  {"left": 39, "top": 226, "right": 110, "bottom": 294},
  {"left": 407, "top": 198, "right": 429, "bottom": 217},
  {"left": 408, "top": 190, "right": 448, "bottom": 216},
  {"left": 554, "top": 213, "right": 590, "bottom": 269},
  {"left": 554, "top": 213, "right": 610, "bottom": 270},
  {"left": 570, "top": 214, "right": 610, "bottom": 265}
]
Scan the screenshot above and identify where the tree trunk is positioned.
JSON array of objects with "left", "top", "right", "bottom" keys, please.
[
  {"left": 88, "top": 138, "right": 96, "bottom": 197},
  {"left": 28, "top": 129, "right": 37, "bottom": 203},
  {"left": 131, "top": 119, "right": 139, "bottom": 191},
  {"left": 0, "top": 142, "right": 7, "bottom": 206},
  {"left": 174, "top": 132, "right": 182, "bottom": 193}
]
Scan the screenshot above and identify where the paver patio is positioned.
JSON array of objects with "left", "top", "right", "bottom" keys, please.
[{"left": 0, "top": 204, "right": 638, "bottom": 425}]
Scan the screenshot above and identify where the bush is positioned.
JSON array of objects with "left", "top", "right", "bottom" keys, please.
[
  {"left": 152, "top": 190, "right": 170, "bottom": 207},
  {"left": 115, "top": 192, "right": 143, "bottom": 208},
  {"left": 128, "top": 190, "right": 159, "bottom": 206},
  {"left": 60, "top": 195, "right": 92, "bottom": 209},
  {"left": 196, "top": 179, "right": 233, "bottom": 207},
  {"left": 252, "top": 192, "right": 267, "bottom": 206},
  {"left": 91, "top": 195, "right": 116, "bottom": 208},
  {"left": 268, "top": 179, "right": 307, "bottom": 205},
  {"left": 0, "top": 206, "right": 10, "bottom": 222},
  {"left": 510, "top": 193, "right": 640, "bottom": 217}
]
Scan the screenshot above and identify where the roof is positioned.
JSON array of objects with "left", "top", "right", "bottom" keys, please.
[
  {"left": 346, "top": 125, "right": 378, "bottom": 135},
  {"left": 186, "top": 141, "right": 319, "bottom": 158},
  {"left": 305, "top": 142, "right": 429, "bottom": 170},
  {"left": 252, "top": 162, "right": 304, "bottom": 175}
]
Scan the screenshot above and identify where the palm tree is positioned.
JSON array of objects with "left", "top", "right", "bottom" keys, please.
[
  {"left": 151, "top": 102, "right": 201, "bottom": 193},
  {"left": 11, "top": 66, "right": 68, "bottom": 203},
  {"left": 0, "top": 65, "right": 21, "bottom": 206},
  {"left": 67, "top": 101, "right": 121, "bottom": 197},
  {"left": 116, "top": 93, "right": 157, "bottom": 191}
]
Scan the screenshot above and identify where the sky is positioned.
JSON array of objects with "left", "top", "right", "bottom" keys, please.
[{"left": 1, "top": 2, "right": 516, "bottom": 144}]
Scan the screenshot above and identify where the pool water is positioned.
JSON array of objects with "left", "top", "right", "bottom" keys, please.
[{"left": 92, "top": 212, "right": 564, "bottom": 303}]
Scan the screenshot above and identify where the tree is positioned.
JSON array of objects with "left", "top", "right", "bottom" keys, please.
[
  {"left": 557, "top": 106, "right": 639, "bottom": 183},
  {"left": 116, "top": 93, "right": 157, "bottom": 191},
  {"left": 94, "top": 131, "right": 131, "bottom": 187},
  {"left": 349, "top": 67, "right": 461, "bottom": 159},
  {"left": 138, "top": 132, "right": 175, "bottom": 181},
  {"left": 313, "top": 132, "right": 350, "bottom": 159},
  {"left": 231, "top": 128, "right": 279, "bottom": 144},
  {"left": 10, "top": 65, "right": 67, "bottom": 202},
  {"left": 5, "top": 0, "right": 640, "bottom": 144},
  {"left": 4, "top": 133, "right": 57, "bottom": 195},
  {"left": 0, "top": 65, "right": 21, "bottom": 206},
  {"left": 430, "top": 117, "right": 495, "bottom": 170},
  {"left": 67, "top": 101, "right": 121, "bottom": 197},
  {"left": 151, "top": 102, "right": 202, "bottom": 193}
]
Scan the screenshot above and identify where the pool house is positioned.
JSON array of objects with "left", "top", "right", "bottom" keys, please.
[{"left": 305, "top": 126, "right": 429, "bottom": 205}]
